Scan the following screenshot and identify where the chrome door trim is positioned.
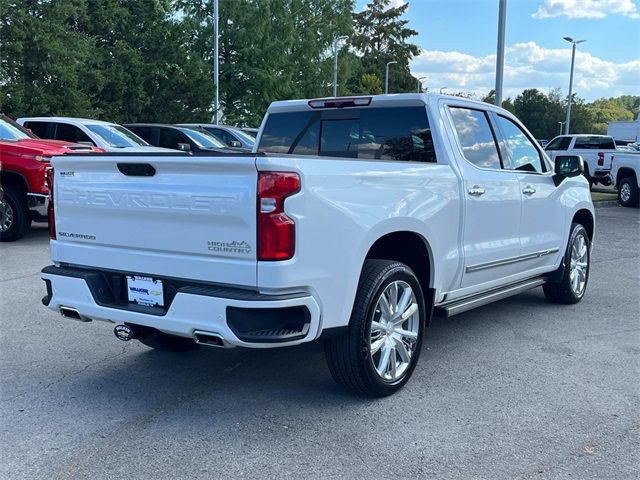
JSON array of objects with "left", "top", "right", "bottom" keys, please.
[{"left": 465, "top": 247, "right": 560, "bottom": 273}]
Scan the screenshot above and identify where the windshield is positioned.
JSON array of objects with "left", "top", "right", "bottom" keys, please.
[
  {"left": 179, "top": 128, "right": 227, "bottom": 148},
  {"left": 0, "top": 116, "right": 36, "bottom": 141},
  {"left": 86, "top": 124, "right": 148, "bottom": 148}
]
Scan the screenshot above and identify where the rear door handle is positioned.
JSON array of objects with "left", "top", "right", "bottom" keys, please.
[
  {"left": 523, "top": 186, "right": 536, "bottom": 195},
  {"left": 468, "top": 185, "right": 485, "bottom": 196}
]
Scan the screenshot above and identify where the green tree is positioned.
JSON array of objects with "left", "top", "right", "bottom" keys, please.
[
  {"left": 359, "top": 73, "right": 383, "bottom": 94},
  {"left": 351, "top": 0, "right": 420, "bottom": 94}
]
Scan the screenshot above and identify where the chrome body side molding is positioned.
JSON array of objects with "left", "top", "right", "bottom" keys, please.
[{"left": 465, "top": 248, "right": 560, "bottom": 273}]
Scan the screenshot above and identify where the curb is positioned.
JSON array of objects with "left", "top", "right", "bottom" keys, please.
[{"left": 593, "top": 200, "right": 619, "bottom": 209}]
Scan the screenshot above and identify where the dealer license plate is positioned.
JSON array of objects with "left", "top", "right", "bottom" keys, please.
[{"left": 126, "top": 276, "right": 164, "bottom": 307}]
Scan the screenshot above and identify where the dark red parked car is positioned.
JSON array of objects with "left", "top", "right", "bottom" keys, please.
[{"left": 0, "top": 114, "right": 103, "bottom": 241}]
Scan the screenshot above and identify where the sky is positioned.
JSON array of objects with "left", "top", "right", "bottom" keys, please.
[{"left": 356, "top": 0, "right": 640, "bottom": 101}]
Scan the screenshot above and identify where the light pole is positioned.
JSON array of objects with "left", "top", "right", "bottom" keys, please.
[
  {"left": 558, "top": 121, "right": 566, "bottom": 135},
  {"left": 212, "top": 0, "right": 219, "bottom": 125},
  {"left": 439, "top": 87, "right": 448, "bottom": 94},
  {"left": 494, "top": 0, "right": 507, "bottom": 106},
  {"left": 332, "top": 35, "right": 348, "bottom": 97},
  {"left": 385, "top": 61, "right": 397, "bottom": 94},
  {"left": 563, "top": 36, "right": 586, "bottom": 135},
  {"left": 417, "top": 76, "right": 427, "bottom": 93}
]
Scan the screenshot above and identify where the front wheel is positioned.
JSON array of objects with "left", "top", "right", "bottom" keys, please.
[
  {"left": 618, "top": 177, "right": 639, "bottom": 208},
  {"left": 543, "top": 223, "right": 590, "bottom": 304},
  {"left": 0, "top": 185, "right": 31, "bottom": 242},
  {"left": 324, "top": 260, "right": 425, "bottom": 397}
]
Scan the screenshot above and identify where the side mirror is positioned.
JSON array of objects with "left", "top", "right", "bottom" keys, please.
[
  {"left": 177, "top": 143, "right": 191, "bottom": 152},
  {"left": 229, "top": 140, "right": 242, "bottom": 148},
  {"left": 553, "top": 155, "right": 584, "bottom": 187}
]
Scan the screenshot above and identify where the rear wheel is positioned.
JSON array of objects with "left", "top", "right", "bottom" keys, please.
[
  {"left": 324, "top": 260, "right": 425, "bottom": 397},
  {"left": 543, "top": 223, "right": 590, "bottom": 304},
  {"left": 618, "top": 177, "right": 639, "bottom": 208},
  {"left": 0, "top": 185, "right": 31, "bottom": 242},
  {"left": 138, "top": 331, "right": 198, "bottom": 352}
]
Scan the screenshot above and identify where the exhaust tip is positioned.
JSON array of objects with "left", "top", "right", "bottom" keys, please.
[
  {"left": 194, "top": 331, "right": 229, "bottom": 348},
  {"left": 60, "top": 306, "right": 90, "bottom": 322}
]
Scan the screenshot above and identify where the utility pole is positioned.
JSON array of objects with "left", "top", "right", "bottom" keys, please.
[
  {"left": 494, "top": 0, "right": 507, "bottom": 106},
  {"left": 332, "top": 36, "right": 348, "bottom": 97},
  {"left": 417, "top": 76, "right": 427, "bottom": 93},
  {"left": 563, "top": 36, "right": 586, "bottom": 135},
  {"left": 385, "top": 61, "right": 397, "bottom": 94},
  {"left": 212, "top": 0, "right": 219, "bottom": 125}
]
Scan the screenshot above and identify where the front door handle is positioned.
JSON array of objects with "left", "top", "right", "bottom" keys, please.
[
  {"left": 468, "top": 185, "right": 485, "bottom": 196},
  {"left": 523, "top": 186, "right": 536, "bottom": 195}
]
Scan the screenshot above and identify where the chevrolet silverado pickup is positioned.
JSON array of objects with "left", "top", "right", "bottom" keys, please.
[
  {"left": 609, "top": 151, "right": 639, "bottom": 207},
  {"left": 41, "top": 94, "right": 594, "bottom": 396}
]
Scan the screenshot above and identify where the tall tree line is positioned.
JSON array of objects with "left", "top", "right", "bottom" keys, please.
[{"left": 1, "top": 0, "right": 421, "bottom": 126}]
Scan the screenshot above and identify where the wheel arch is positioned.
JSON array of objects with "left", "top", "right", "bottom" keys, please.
[
  {"left": 363, "top": 230, "right": 435, "bottom": 325},
  {"left": 572, "top": 209, "right": 594, "bottom": 242},
  {"left": 616, "top": 167, "right": 637, "bottom": 187},
  {"left": 0, "top": 170, "right": 29, "bottom": 195}
]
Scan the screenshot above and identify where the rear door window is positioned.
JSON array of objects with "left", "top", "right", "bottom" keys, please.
[
  {"left": 23, "top": 121, "right": 51, "bottom": 139},
  {"left": 449, "top": 107, "right": 502, "bottom": 170},
  {"left": 545, "top": 137, "right": 572, "bottom": 151},
  {"left": 54, "top": 123, "right": 93, "bottom": 144},
  {"left": 495, "top": 115, "right": 546, "bottom": 173},
  {"left": 258, "top": 106, "right": 436, "bottom": 162}
]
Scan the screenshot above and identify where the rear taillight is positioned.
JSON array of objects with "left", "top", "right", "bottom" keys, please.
[
  {"left": 46, "top": 167, "right": 56, "bottom": 239},
  {"left": 597, "top": 152, "right": 605, "bottom": 166},
  {"left": 257, "top": 172, "right": 300, "bottom": 261}
]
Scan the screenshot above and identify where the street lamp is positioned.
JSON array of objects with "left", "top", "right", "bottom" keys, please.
[
  {"left": 558, "top": 121, "right": 566, "bottom": 135},
  {"left": 417, "top": 76, "right": 427, "bottom": 93},
  {"left": 439, "top": 87, "right": 448, "bottom": 94},
  {"left": 332, "top": 35, "right": 348, "bottom": 97},
  {"left": 385, "top": 61, "right": 397, "bottom": 94},
  {"left": 563, "top": 36, "right": 586, "bottom": 135},
  {"left": 212, "top": 0, "right": 219, "bottom": 124}
]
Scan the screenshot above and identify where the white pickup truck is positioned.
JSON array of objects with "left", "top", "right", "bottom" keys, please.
[
  {"left": 41, "top": 94, "right": 594, "bottom": 396},
  {"left": 544, "top": 134, "right": 620, "bottom": 187},
  {"left": 610, "top": 152, "right": 639, "bottom": 207}
]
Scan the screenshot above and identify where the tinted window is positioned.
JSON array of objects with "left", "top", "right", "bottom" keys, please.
[
  {"left": 86, "top": 124, "right": 146, "bottom": 147},
  {"left": 209, "top": 128, "right": 235, "bottom": 145},
  {"left": 545, "top": 136, "right": 571, "bottom": 151},
  {"left": 23, "top": 121, "right": 50, "bottom": 139},
  {"left": 158, "top": 128, "right": 188, "bottom": 149},
  {"left": 449, "top": 107, "right": 501, "bottom": 169},
  {"left": 574, "top": 136, "right": 615, "bottom": 150},
  {"left": 496, "top": 116, "right": 545, "bottom": 173},
  {"left": 258, "top": 107, "right": 436, "bottom": 162},
  {"left": 132, "top": 127, "right": 153, "bottom": 143},
  {"left": 55, "top": 123, "right": 93, "bottom": 144}
]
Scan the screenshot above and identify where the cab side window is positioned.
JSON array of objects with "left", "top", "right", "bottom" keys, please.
[
  {"left": 55, "top": 123, "right": 93, "bottom": 144},
  {"left": 496, "top": 116, "right": 545, "bottom": 173},
  {"left": 158, "top": 128, "right": 187, "bottom": 149},
  {"left": 449, "top": 107, "right": 502, "bottom": 169},
  {"left": 545, "top": 136, "right": 571, "bottom": 151},
  {"left": 23, "top": 121, "right": 50, "bottom": 139}
]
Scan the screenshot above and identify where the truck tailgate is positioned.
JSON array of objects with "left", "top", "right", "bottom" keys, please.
[{"left": 50, "top": 155, "right": 258, "bottom": 287}]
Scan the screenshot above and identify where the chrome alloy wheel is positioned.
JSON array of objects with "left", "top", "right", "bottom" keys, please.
[
  {"left": 569, "top": 233, "right": 589, "bottom": 297},
  {"left": 369, "top": 280, "right": 420, "bottom": 382},
  {"left": 620, "top": 182, "right": 631, "bottom": 203},
  {"left": 0, "top": 198, "right": 13, "bottom": 233}
]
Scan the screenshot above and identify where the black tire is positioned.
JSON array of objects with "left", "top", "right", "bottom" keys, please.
[
  {"left": 0, "top": 185, "right": 31, "bottom": 242},
  {"left": 138, "top": 331, "right": 198, "bottom": 352},
  {"left": 324, "top": 260, "right": 425, "bottom": 397},
  {"left": 618, "top": 177, "right": 639, "bottom": 208},
  {"left": 543, "top": 223, "right": 590, "bottom": 304},
  {"left": 583, "top": 165, "right": 594, "bottom": 189}
]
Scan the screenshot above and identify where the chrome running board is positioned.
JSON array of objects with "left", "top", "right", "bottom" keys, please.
[{"left": 434, "top": 277, "right": 546, "bottom": 318}]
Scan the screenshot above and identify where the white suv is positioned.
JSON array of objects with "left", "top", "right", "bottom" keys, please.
[
  {"left": 18, "top": 117, "right": 175, "bottom": 152},
  {"left": 41, "top": 94, "right": 594, "bottom": 396}
]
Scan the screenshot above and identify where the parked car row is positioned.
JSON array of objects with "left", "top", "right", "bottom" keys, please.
[{"left": 1, "top": 113, "right": 259, "bottom": 241}]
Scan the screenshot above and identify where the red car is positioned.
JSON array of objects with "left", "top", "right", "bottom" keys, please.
[{"left": 0, "top": 114, "right": 103, "bottom": 241}]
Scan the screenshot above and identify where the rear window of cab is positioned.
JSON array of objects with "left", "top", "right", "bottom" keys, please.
[{"left": 258, "top": 106, "right": 437, "bottom": 163}]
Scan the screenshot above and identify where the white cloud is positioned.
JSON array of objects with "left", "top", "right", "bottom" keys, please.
[
  {"left": 387, "top": 0, "right": 407, "bottom": 9},
  {"left": 532, "top": 0, "right": 640, "bottom": 19},
  {"left": 410, "top": 41, "right": 640, "bottom": 100}
]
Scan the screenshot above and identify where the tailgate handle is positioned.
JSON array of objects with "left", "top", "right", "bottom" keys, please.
[{"left": 117, "top": 163, "right": 156, "bottom": 177}]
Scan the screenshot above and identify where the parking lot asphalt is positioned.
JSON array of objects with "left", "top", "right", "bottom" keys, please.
[{"left": 1, "top": 206, "right": 638, "bottom": 480}]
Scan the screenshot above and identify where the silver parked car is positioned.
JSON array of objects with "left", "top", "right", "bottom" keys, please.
[{"left": 178, "top": 124, "right": 255, "bottom": 149}]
